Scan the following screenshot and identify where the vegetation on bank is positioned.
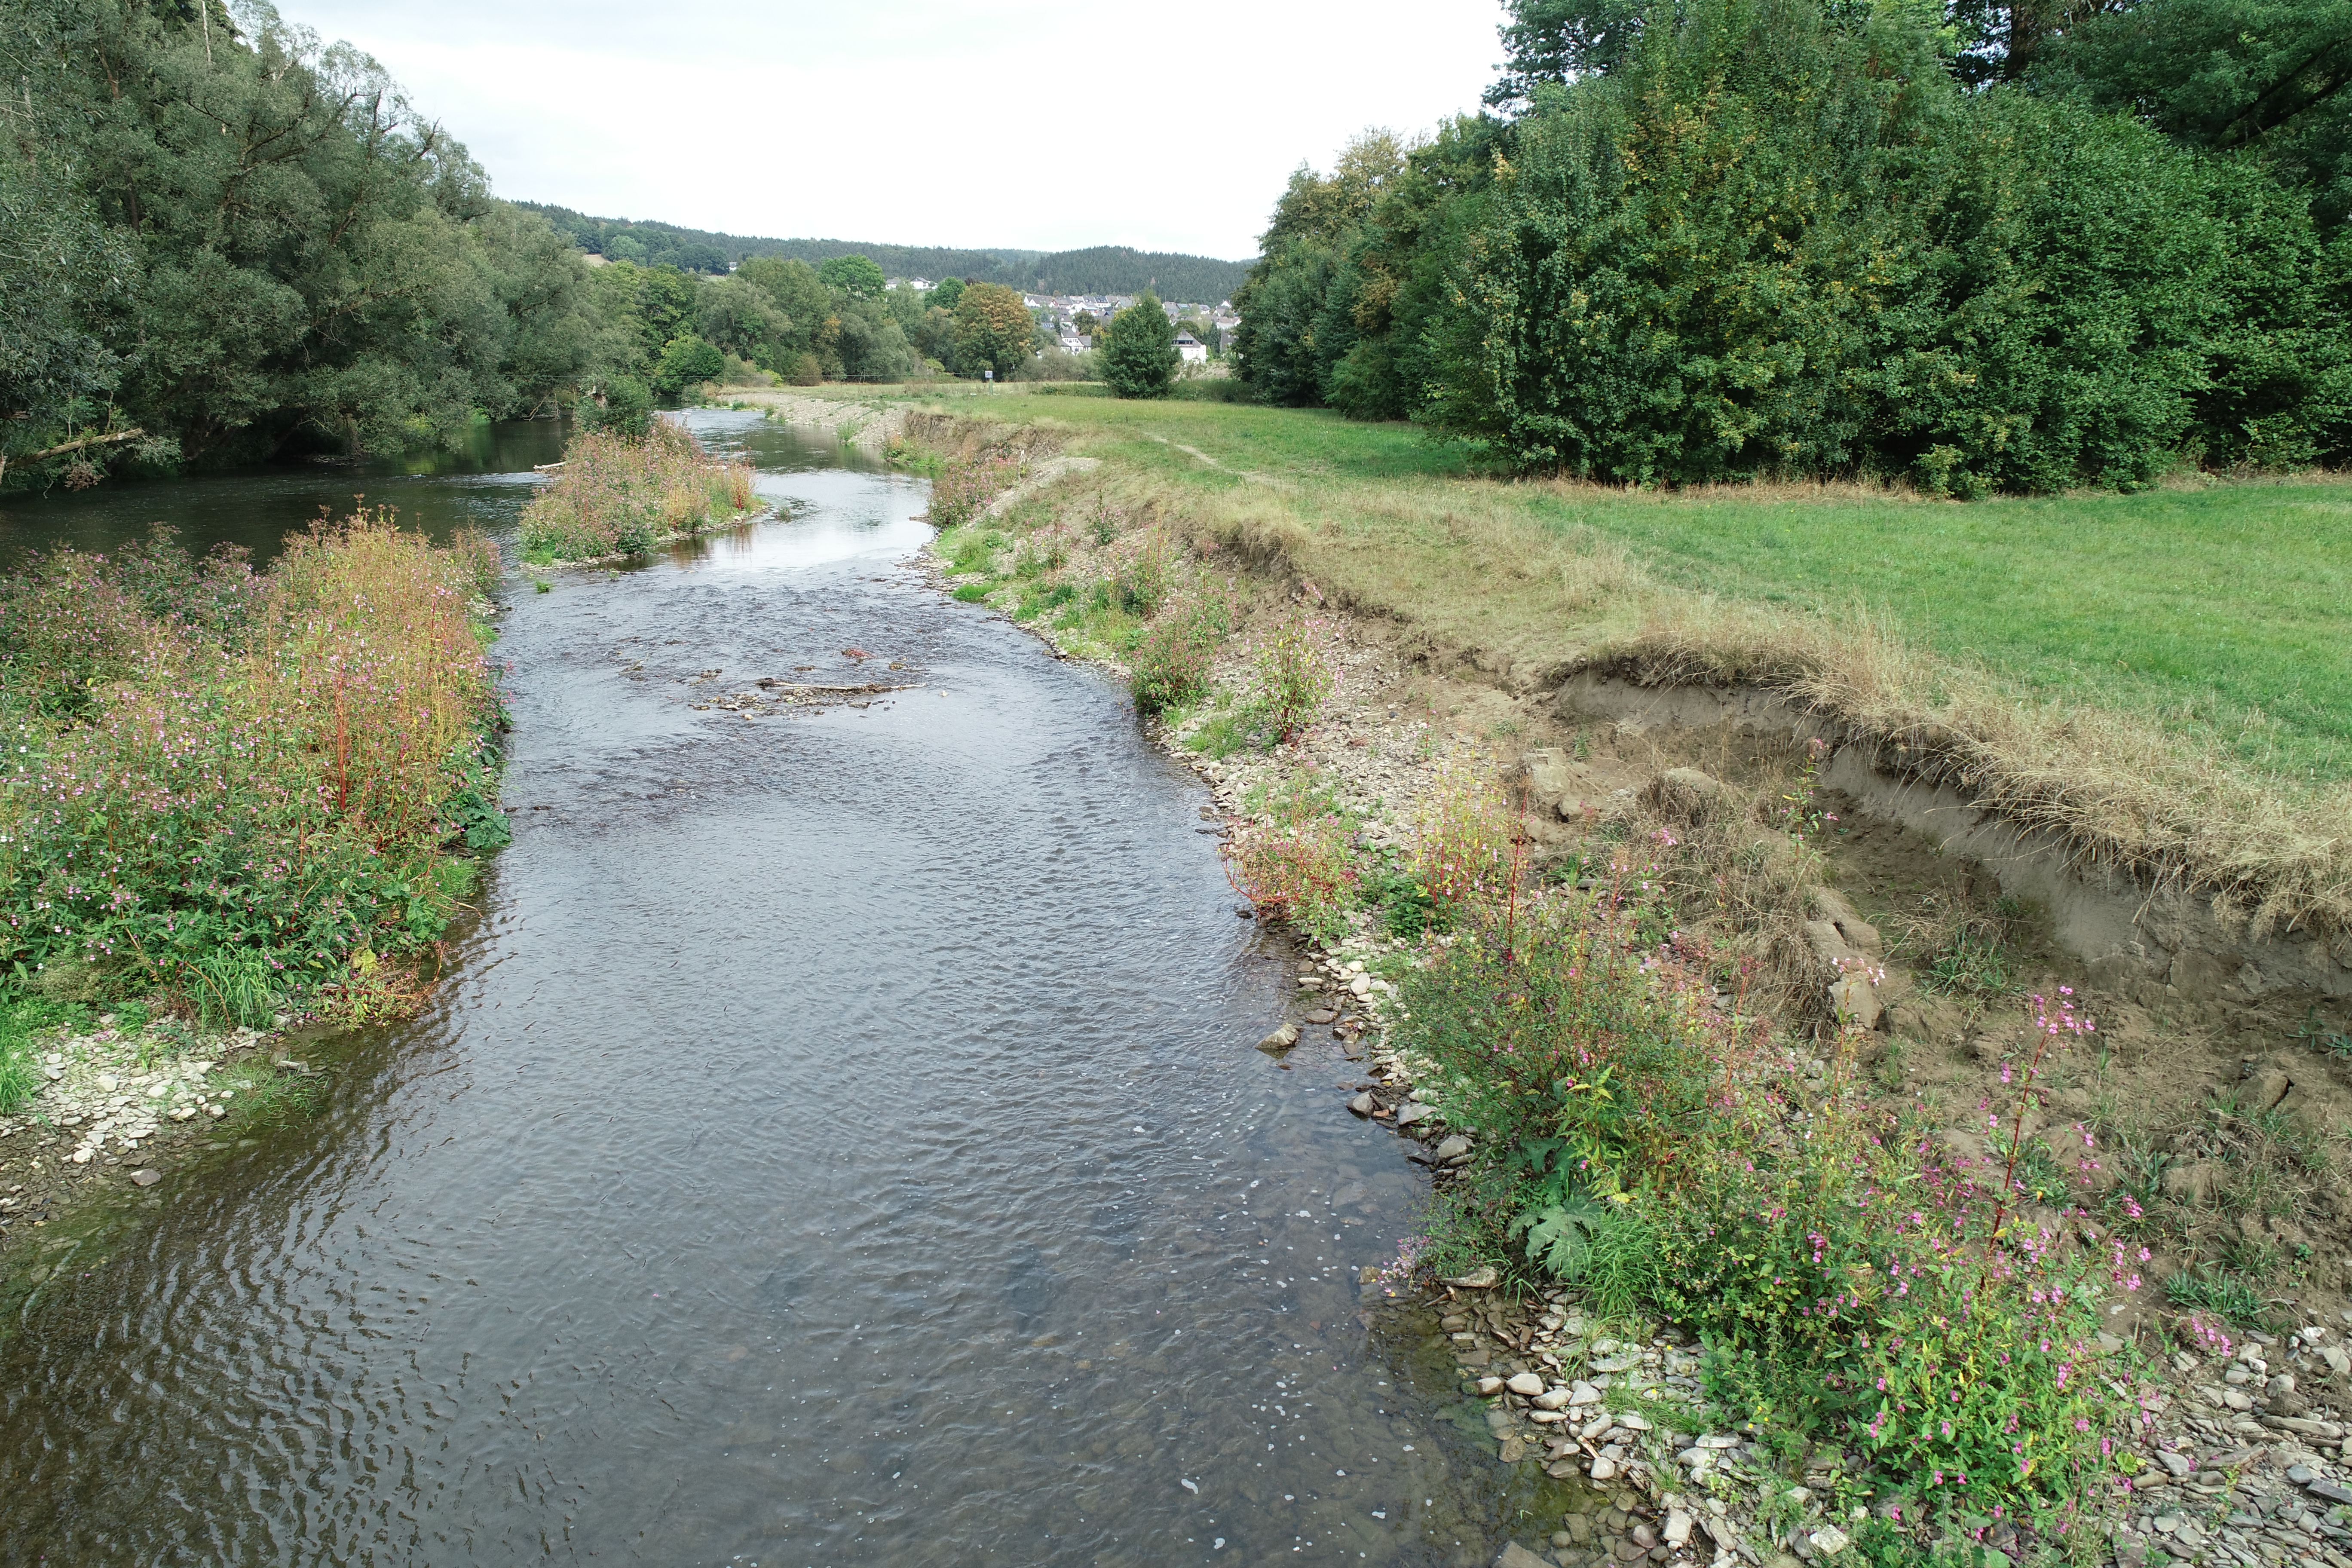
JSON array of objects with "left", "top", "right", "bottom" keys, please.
[
  {"left": 1, "top": 0, "right": 619, "bottom": 484},
  {"left": 910, "top": 409, "right": 2157, "bottom": 1540},
  {"left": 0, "top": 514, "right": 508, "bottom": 1067},
  {"left": 870, "top": 387, "right": 2352, "bottom": 962},
  {"left": 518, "top": 421, "right": 757, "bottom": 563},
  {"left": 1230, "top": 0, "right": 2352, "bottom": 491}
]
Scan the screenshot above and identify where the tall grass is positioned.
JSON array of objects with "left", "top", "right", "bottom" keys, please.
[
  {"left": 519, "top": 421, "right": 756, "bottom": 562},
  {"left": 0, "top": 513, "right": 506, "bottom": 1022}
]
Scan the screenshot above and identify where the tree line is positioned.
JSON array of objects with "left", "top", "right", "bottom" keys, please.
[
  {"left": 1231, "top": 0, "right": 2352, "bottom": 492},
  {"left": 0, "top": 1, "right": 1158, "bottom": 490}
]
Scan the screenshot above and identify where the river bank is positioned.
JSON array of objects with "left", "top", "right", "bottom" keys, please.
[{"left": 873, "top": 399, "right": 2352, "bottom": 1568}]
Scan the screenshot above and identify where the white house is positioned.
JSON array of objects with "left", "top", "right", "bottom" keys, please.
[{"left": 1174, "top": 331, "right": 1207, "bottom": 364}]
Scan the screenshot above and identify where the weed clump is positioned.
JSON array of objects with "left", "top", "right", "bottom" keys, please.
[
  {"left": 1396, "top": 883, "right": 2132, "bottom": 1528},
  {"left": 1130, "top": 588, "right": 1234, "bottom": 715},
  {"left": 1249, "top": 613, "right": 1336, "bottom": 741},
  {"left": 1222, "top": 774, "right": 1358, "bottom": 941},
  {"left": 519, "top": 422, "right": 755, "bottom": 561},
  {"left": 0, "top": 514, "right": 506, "bottom": 1025},
  {"left": 925, "top": 447, "right": 1025, "bottom": 528}
]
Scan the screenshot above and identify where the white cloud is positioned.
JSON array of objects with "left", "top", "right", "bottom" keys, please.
[{"left": 278, "top": 0, "right": 1507, "bottom": 259}]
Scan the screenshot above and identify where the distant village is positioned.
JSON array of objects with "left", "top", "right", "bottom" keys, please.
[{"left": 892, "top": 277, "right": 1239, "bottom": 361}]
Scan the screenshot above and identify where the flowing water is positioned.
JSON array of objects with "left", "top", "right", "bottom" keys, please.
[{"left": 0, "top": 416, "right": 1573, "bottom": 1564}]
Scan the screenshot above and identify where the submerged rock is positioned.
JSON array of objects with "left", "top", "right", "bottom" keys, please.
[{"left": 1256, "top": 1023, "right": 1300, "bottom": 1054}]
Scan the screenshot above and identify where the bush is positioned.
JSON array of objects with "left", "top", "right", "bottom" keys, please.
[
  {"left": 1412, "top": 758, "right": 1520, "bottom": 910},
  {"left": 1223, "top": 777, "right": 1357, "bottom": 940},
  {"left": 519, "top": 421, "right": 755, "bottom": 560},
  {"left": 0, "top": 516, "right": 506, "bottom": 1019},
  {"left": 651, "top": 334, "right": 726, "bottom": 395},
  {"left": 1014, "top": 347, "right": 1099, "bottom": 382},
  {"left": 578, "top": 376, "right": 652, "bottom": 438},
  {"left": 925, "top": 447, "right": 1024, "bottom": 528},
  {"left": 1130, "top": 589, "right": 1232, "bottom": 714},
  {"left": 1249, "top": 612, "right": 1336, "bottom": 740}
]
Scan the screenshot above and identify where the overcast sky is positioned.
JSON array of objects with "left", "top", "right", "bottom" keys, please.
[{"left": 275, "top": 0, "right": 1507, "bottom": 262}]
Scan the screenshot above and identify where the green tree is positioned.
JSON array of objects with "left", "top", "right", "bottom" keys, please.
[
  {"left": 1102, "top": 291, "right": 1179, "bottom": 398},
  {"left": 818, "top": 254, "right": 887, "bottom": 298},
  {"left": 651, "top": 334, "right": 724, "bottom": 394},
  {"left": 697, "top": 276, "right": 793, "bottom": 369},
  {"left": 579, "top": 375, "right": 652, "bottom": 437},
  {"left": 930, "top": 275, "right": 968, "bottom": 312},
  {"left": 0, "top": 0, "right": 608, "bottom": 476},
  {"left": 953, "top": 282, "right": 1034, "bottom": 379},
  {"left": 2042, "top": 0, "right": 2352, "bottom": 227}
]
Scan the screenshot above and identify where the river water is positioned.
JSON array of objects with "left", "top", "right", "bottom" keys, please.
[{"left": 0, "top": 415, "right": 1562, "bottom": 1565}]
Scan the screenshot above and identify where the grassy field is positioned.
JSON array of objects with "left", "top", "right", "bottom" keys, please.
[{"left": 894, "top": 383, "right": 2352, "bottom": 784}]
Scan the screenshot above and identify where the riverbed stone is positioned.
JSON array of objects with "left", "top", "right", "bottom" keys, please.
[
  {"left": 1256, "top": 1024, "right": 1300, "bottom": 1054},
  {"left": 1495, "top": 1544, "right": 1553, "bottom": 1568},
  {"left": 1508, "top": 1371, "right": 1547, "bottom": 1396},
  {"left": 1348, "top": 1092, "right": 1378, "bottom": 1117}
]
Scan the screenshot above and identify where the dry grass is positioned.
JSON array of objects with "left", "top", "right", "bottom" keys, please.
[
  {"left": 867, "top": 398, "right": 2351, "bottom": 947},
  {"left": 1159, "top": 474, "right": 2352, "bottom": 948}
]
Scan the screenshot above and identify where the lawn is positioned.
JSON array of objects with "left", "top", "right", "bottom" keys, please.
[{"left": 821, "top": 382, "right": 2352, "bottom": 784}]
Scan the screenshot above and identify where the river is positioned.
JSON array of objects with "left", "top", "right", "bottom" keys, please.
[{"left": 0, "top": 414, "right": 1556, "bottom": 1565}]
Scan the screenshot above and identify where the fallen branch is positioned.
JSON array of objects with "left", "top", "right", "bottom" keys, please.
[{"left": 0, "top": 426, "right": 147, "bottom": 484}]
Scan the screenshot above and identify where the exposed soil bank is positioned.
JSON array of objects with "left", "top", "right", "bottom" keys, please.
[{"left": 1547, "top": 672, "right": 2352, "bottom": 1006}]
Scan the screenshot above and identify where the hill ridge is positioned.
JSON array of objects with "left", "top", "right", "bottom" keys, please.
[{"left": 514, "top": 203, "right": 1250, "bottom": 302}]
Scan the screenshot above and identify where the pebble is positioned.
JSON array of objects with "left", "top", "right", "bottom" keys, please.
[
  {"left": 129, "top": 1169, "right": 161, "bottom": 1187},
  {"left": 1393, "top": 1100, "right": 1432, "bottom": 1128},
  {"left": 1507, "top": 1371, "right": 1546, "bottom": 1396},
  {"left": 1347, "top": 1092, "right": 1378, "bottom": 1118}
]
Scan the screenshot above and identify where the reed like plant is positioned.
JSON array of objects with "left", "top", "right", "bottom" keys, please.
[{"left": 519, "top": 421, "right": 756, "bottom": 561}]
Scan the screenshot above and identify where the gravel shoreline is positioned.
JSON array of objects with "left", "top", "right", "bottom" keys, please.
[{"left": 0, "top": 1014, "right": 292, "bottom": 1275}]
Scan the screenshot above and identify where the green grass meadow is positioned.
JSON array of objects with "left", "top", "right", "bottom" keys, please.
[{"left": 897, "top": 384, "right": 2352, "bottom": 782}]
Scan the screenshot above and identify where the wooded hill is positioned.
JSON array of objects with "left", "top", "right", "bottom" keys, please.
[{"left": 513, "top": 204, "right": 1251, "bottom": 302}]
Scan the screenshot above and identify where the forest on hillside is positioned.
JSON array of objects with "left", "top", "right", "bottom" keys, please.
[
  {"left": 514, "top": 204, "right": 1252, "bottom": 302},
  {"left": 1235, "top": 0, "right": 2352, "bottom": 493}
]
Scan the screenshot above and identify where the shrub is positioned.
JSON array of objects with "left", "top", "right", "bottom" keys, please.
[
  {"left": 651, "top": 333, "right": 725, "bottom": 395},
  {"left": 518, "top": 421, "right": 754, "bottom": 561},
  {"left": 1412, "top": 757, "right": 1519, "bottom": 909},
  {"left": 1249, "top": 612, "right": 1335, "bottom": 741},
  {"left": 579, "top": 376, "right": 652, "bottom": 438},
  {"left": 1130, "top": 589, "right": 1233, "bottom": 715},
  {"left": 1014, "top": 347, "right": 1099, "bottom": 382},
  {"left": 925, "top": 448, "right": 1024, "bottom": 528},
  {"left": 1223, "top": 777, "right": 1358, "bottom": 940},
  {"left": 0, "top": 514, "right": 506, "bottom": 1020},
  {"left": 1109, "top": 528, "right": 1173, "bottom": 616}
]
